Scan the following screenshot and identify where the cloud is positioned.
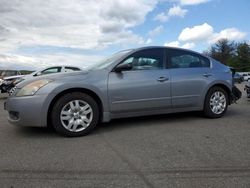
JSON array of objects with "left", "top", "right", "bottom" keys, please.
[
  {"left": 164, "top": 41, "right": 195, "bottom": 49},
  {"left": 148, "top": 25, "right": 164, "bottom": 37},
  {"left": 0, "top": 0, "right": 161, "bottom": 70},
  {"left": 154, "top": 5, "right": 188, "bottom": 22},
  {"left": 168, "top": 5, "right": 188, "bottom": 17},
  {"left": 179, "top": 0, "right": 210, "bottom": 5},
  {"left": 209, "top": 28, "right": 247, "bottom": 43},
  {"left": 0, "top": 0, "right": 158, "bottom": 53},
  {"left": 165, "top": 23, "right": 247, "bottom": 51},
  {"left": 154, "top": 13, "right": 169, "bottom": 22},
  {"left": 182, "top": 42, "right": 195, "bottom": 49},
  {"left": 0, "top": 53, "right": 104, "bottom": 70},
  {"left": 178, "top": 23, "right": 247, "bottom": 44},
  {"left": 164, "top": 41, "right": 180, "bottom": 47},
  {"left": 100, "top": 22, "right": 123, "bottom": 33},
  {"left": 101, "top": 1, "right": 156, "bottom": 27},
  {"left": 178, "top": 23, "right": 214, "bottom": 42},
  {"left": 0, "top": 54, "right": 42, "bottom": 70},
  {"left": 145, "top": 38, "right": 153, "bottom": 44}
]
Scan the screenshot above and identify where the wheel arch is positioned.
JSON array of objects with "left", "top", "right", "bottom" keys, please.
[
  {"left": 47, "top": 88, "right": 104, "bottom": 127},
  {"left": 204, "top": 83, "right": 232, "bottom": 107}
]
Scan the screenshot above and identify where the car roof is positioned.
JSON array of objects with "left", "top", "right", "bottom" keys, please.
[{"left": 124, "top": 46, "right": 210, "bottom": 59}]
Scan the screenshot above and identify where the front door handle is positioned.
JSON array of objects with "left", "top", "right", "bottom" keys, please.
[
  {"left": 203, "top": 73, "right": 212, "bottom": 78},
  {"left": 157, "top": 77, "right": 169, "bottom": 82}
]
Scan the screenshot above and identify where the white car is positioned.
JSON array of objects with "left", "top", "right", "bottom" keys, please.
[
  {"left": 1, "top": 66, "right": 82, "bottom": 93},
  {"left": 243, "top": 73, "right": 250, "bottom": 81},
  {"left": 0, "top": 71, "right": 23, "bottom": 93},
  {"left": 25, "top": 66, "right": 81, "bottom": 78},
  {"left": 17, "top": 65, "right": 82, "bottom": 83},
  {"left": 239, "top": 72, "right": 250, "bottom": 81}
]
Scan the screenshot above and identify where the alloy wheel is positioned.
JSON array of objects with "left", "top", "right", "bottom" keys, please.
[
  {"left": 209, "top": 91, "right": 227, "bottom": 115},
  {"left": 60, "top": 100, "right": 93, "bottom": 132}
]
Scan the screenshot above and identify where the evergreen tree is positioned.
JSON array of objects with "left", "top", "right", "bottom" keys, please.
[
  {"left": 205, "top": 39, "right": 250, "bottom": 71},
  {"left": 207, "top": 39, "right": 236, "bottom": 65},
  {"left": 234, "top": 42, "right": 250, "bottom": 71}
]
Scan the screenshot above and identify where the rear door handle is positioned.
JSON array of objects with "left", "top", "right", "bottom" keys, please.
[
  {"left": 203, "top": 73, "right": 212, "bottom": 78},
  {"left": 157, "top": 77, "right": 169, "bottom": 82}
]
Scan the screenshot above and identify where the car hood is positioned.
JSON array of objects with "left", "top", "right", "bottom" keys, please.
[
  {"left": 16, "top": 70, "right": 90, "bottom": 88},
  {"left": 3, "top": 75, "right": 24, "bottom": 80}
]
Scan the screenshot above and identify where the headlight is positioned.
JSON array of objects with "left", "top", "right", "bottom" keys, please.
[{"left": 16, "top": 79, "right": 53, "bottom": 97}]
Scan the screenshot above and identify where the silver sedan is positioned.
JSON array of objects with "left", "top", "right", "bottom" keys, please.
[{"left": 4, "top": 46, "right": 241, "bottom": 137}]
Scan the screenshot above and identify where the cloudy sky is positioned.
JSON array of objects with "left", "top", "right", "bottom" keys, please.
[{"left": 0, "top": 0, "right": 249, "bottom": 70}]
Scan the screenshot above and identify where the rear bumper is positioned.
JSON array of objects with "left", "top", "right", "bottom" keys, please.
[{"left": 230, "top": 85, "right": 242, "bottom": 104}]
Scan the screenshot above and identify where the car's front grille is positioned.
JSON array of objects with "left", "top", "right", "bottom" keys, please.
[{"left": 9, "top": 86, "right": 17, "bottom": 96}]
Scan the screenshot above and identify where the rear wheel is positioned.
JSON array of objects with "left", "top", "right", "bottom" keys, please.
[
  {"left": 203, "top": 87, "right": 228, "bottom": 118},
  {"left": 51, "top": 92, "right": 99, "bottom": 137}
]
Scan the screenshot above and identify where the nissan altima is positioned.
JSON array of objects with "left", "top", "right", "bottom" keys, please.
[{"left": 4, "top": 47, "right": 241, "bottom": 137}]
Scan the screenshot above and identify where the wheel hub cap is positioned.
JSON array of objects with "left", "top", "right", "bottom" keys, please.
[
  {"left": 60, "top": 100, "right": 93, "bottom": 132},
  {"left": 74, "top": 112, "right": 80, "bottom": 119},
  {"left": 209, "top": 91, "right": 226, "bottom": 115}
]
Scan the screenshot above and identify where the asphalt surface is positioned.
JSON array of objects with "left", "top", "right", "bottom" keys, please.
[{"left": 0, "top": 84, "right": 250, "bottom": 187}]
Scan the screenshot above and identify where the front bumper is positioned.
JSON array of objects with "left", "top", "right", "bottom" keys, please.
[{"left": 4, "top": 94, "right": 50, "bottom": 127}]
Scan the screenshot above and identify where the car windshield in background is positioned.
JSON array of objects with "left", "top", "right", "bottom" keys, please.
[{"left": 88, "top": 50, "right": 132, "bottom": 70}]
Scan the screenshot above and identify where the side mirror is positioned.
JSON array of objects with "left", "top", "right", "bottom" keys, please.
[
  {"left": 34, "top": 72, "right": 41, "bottom": 76},
  {"left": 114, "top": 63, "right": 132, "bottom": 73}
]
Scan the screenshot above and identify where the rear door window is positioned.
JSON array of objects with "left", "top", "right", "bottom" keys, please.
[{"left": 168, "top": 49, "right": 210, "bottom": 69}]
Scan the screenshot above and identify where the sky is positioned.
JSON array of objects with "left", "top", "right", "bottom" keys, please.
[{"left": 0, "top": 0, "right": 249, "bottom": 70}]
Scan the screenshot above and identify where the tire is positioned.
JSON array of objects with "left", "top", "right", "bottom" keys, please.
[
  {"left": 203, "top": 87, "right": 228, "bottom": 118},
  {"left": 51, "top": 92, "right": 99, "bottom": 137}
]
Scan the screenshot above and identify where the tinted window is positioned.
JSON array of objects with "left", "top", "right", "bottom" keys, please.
[
  {"left": 119, "top": 48, "right": 164, "bottom": 71},
  {"left": 168, "top": 49, "right": 210, "bottom": 69},
  {"left": 41, "top": 67, "right": 62, "bottom": 75},
  {"left": 65, "top": 67, "right": 81, "bottom": 72}
]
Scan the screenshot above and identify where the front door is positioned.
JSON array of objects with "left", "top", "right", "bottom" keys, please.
[{"left": 108, "top": 48, "right": 171, "bottom": 113}]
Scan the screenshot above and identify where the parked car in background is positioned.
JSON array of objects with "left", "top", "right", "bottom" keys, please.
[
  {"left": 5, "top": 46, "right": 241, "bottom": 137},
  {"left": 0, "top": 70, "right": 23, "bottom": 93},
  {"left": 239, "top": 72, "right": 250, "bottom": 81},
  {"left": 234, "top": 72, "right": 244, "bottom": 83},
  {"left": 3, "top": 66, "right": 82, "bottom": 94},
  {"left": 0, "top": 75, "right": 25, "bottom": 93},
  {"left": 17, "top": 66, "right": 82, "bottom": 83},
  {"left": 244, "top": 81, "right": 250, "bottom": 98}
]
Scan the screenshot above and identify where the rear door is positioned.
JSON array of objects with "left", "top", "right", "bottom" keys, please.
[{"left": 167, "top": 48, "right": 211, "bottom": 108}]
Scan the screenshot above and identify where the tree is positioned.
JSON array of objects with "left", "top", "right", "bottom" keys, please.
[
  {"left": 234, "top": 42, "right": 250, "bottom": 71},
  {"left": 205, "top": 39, "right": 250, "bottom": 71},
  {"left": 206, "top": 38, "right": 236, "bottom": 65}
]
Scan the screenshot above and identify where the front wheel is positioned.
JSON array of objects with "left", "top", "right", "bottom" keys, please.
[
  {"left": 203, "top": 87, "right": 228, "bottom": 118},
  {"left": 51, "top": 92, "right": 99, "bottom": 137}
]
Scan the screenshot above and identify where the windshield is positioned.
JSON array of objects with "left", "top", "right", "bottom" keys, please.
[{"left": 87, "top": 50, "right": 132, "bottom": 70}]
